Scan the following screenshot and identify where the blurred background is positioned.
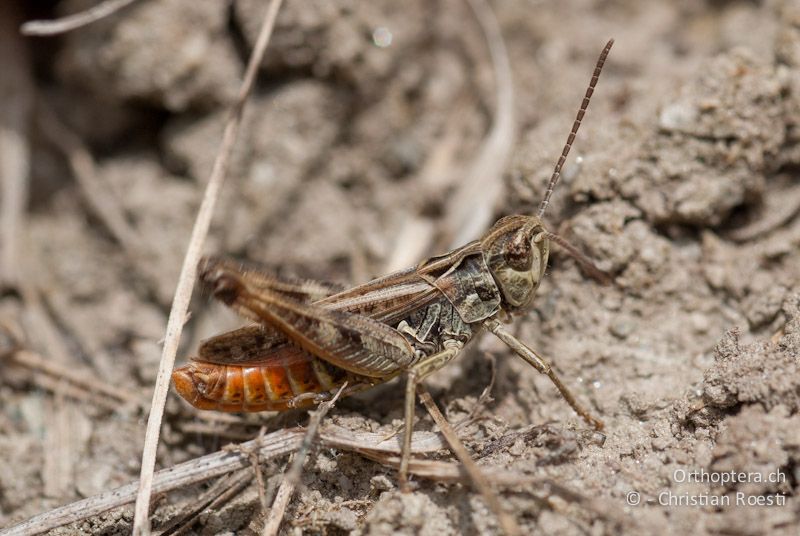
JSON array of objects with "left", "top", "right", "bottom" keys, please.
[{"left": 1, "top": 1, "right": 799, "bottom": 534}]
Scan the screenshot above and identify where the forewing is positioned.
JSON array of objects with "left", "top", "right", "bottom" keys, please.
[
  {"left": 323, "top": 276, "right": 441, "bottom": 325},
  {"left": 195, "top": 250, "right": 482, "bottom": 376},
  {"left": 200, "top": 264, "right": 417, "bottom": 378},
  {"left": 194, "top": 259, "right": 444, "bottom": 372},
  {"left": 318, "top": 240, "right": 482, "bottom": 324},
  {"left": 200, "top": 256, "right": 342, "bottom": 303},
  {"left": 200, "top": 255, "right": 451, "bottom": 327}
]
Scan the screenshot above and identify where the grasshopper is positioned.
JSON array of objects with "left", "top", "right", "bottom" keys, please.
[{"left": 173, "top": 39, "right": 614, "bottom": 488}]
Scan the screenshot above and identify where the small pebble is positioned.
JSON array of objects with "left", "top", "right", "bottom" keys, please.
[
  {"left": 610, "top": 319, "right": 634, "bottom": 339},
  {"left": 691, "top": 313, "right": 710, "bottom": 333}
]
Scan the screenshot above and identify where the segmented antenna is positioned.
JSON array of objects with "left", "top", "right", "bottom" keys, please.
[
  {"left": 536, "top": 38, "right": 614, "bottom": 219},
  {"left": 542, "top": 231, "right": 612, "bottom": 285}
]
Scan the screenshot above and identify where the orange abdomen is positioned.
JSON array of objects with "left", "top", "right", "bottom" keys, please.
[{"left": 173, "top": 356, "right": 353, "bottom": 412}]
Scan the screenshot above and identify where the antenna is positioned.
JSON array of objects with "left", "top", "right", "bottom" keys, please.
[
  {"left": 541, "top": 231, "right": 612, "bottom": 284},
  {"left": 536, "top": 39, "right": 614, "bottom": 219}
]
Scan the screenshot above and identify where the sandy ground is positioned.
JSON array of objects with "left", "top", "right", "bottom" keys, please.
[{"left": 1, "top": 0, "right": 800, "bottom": 534}]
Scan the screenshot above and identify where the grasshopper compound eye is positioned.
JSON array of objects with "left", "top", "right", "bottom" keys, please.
[{"left": 504, "top": 237, "right": 533, "bottom": 271}]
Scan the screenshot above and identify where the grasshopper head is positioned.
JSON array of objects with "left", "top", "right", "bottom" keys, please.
[
  {"left": 481, "top": 215, "right": 549, "bottom": 311},
  {"left": 478, "top": 40, "right": 614, "bottom": 310}
]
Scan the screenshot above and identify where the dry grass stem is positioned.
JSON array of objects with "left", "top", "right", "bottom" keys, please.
[
  {"left": 357, "top": 450, "right": 540, "bottom": 486},
  {"left": 0, "top": 4, "right": 32, "bottom": 287},
  {"left": 10, "top": 348, "right": 144, "bottom": 409},
  {"left": 384, "top": 217, "right": 436, "bottom": 274},
  {"left": 384, "top": 0, "right": 515, "bottom": 271},
  {"left": 35, "top": 106, "right": 175, "bottom": 305},
  {"left": 44, "top": 291, "right": 127, "bottom": 380},
  {"left": 5, "top": 428, "right": 300, "bottom": 536},
  {"left": 419, "top": 386, "right": 522, "bottom": 536},
  {"left": 321, "top": 424, "right": 446, "bottom": 453},
  {"left": 262, "top": 384, "right": 347, "bottom": 536},
  {"left": 248, "top": 427, "right": 271, "bottom": 518},
  {"left": 5, "top": 425, "right": 446, "bottom": 535},
  {"left": 18, "top": 284, "right": 83, "bottom": 498},
  {"left": 26, "top": 372, "right": 119, "bottom": 412},
  {"left": 21, "top": 0, "right": 139, "bottom": 36},
  {"left": 176, "top": 423, "right": 258, "bottom": 442},
  {"left": 131, "top": 1, "right": 286, "bottom": 533},
  {"left": 443, "top": 0, "right": 516, "bottom": 249},
  {"left": 153, "top": 469, "right": 253, "bottom": 536},
  {"left": 260, "top": 460, "right": 295, "bottom": 536}
]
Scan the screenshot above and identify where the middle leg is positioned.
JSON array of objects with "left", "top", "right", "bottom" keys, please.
[
  {"left": 399, "top": 340, "right": 463, "bottom": 491},
  {"left": 484, "top": 318, "right": 604, "bottom": 430}
]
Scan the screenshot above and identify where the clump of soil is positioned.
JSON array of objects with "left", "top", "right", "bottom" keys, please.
[{"left": 2, "top": 0, "right": 800, "bottom": 534}]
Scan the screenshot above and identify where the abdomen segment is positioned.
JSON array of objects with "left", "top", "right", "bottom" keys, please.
[{"left": 173, "top": 357, "right": 359, "bottom": 412}]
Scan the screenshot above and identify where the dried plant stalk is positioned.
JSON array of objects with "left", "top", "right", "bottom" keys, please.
[
  {"left": 4, "top": 426, "right": 446, "bottom": 536},
  {"left": 262, "top": 385, "right": 346, "bottom": 536},
  {"left": 131, "top": 1, "right": 285, "bottom": 534},
  {"left": 419, "top": 387, "right": 521, "bottom": 536},
  {"left": 21, "top": 0, "right": 139, "bottom": 36}
]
